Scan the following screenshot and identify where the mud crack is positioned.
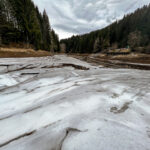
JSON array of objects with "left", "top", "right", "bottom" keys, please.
[
  {"left": 59, "top": 128, "right": 88, "bottom": 150},
  {"left": 0, "top": 130, "right": 36, "bottom": 148}
]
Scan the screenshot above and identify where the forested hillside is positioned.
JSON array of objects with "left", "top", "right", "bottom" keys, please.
[
  {"left": 60, "top": 4, "right": 150, "bottom": 54},
  {"left": 0, "top": 0, "right": 59, "bottom": 52}
]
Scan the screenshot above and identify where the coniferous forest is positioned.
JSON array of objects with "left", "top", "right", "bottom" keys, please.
[
  {"left": 0, "top": 1, "right": 150, "bottom": 54},
  {"left": 60, "top": 4, "right": 150, "bottom": 54},
  {"left": 0, "top": 0, "right": 60, "bottom": 52}
]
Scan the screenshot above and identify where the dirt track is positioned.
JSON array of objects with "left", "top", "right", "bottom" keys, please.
[
  {"left": 71, "top": 54, "right": 150, "bottom": 70},
  {"left": 1, "top": 48, "right": 150, "bottom": 70}
]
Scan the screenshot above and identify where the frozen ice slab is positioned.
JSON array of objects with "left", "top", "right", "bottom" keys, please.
[{"left": 0, "top": 55, "right": 150, "bottom": 150}]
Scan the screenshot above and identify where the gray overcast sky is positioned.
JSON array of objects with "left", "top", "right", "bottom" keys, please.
[{"left": 33, "top": 0, "right": 150, "bottom": 39}]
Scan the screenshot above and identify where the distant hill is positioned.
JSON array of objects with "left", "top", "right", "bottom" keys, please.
[{"left": 60, "top": 4, "right": 150, "bottom": 54}]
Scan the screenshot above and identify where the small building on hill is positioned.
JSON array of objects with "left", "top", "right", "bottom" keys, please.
[{"left": 106, "top": 48, "right": 131, "bottom": 55}]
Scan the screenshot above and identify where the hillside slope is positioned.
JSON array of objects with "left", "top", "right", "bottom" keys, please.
[{"left": 61, "top": 4, "right": 150, "bottom": 54}]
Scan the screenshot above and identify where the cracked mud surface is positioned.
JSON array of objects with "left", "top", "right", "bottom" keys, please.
[{"left": 0, "top": 55, "right": 150, "bottom": 150}]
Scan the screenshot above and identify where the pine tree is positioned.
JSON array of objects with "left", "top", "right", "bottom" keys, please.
[
  {"left": 51, "top": 29, "right": 60, "bottom": 52},
  {"left": 0, "top": 0, "right": 19, "bottom": 44},
  {"left": 1, "top": 0, "right": 58, "bottom": 51},
  {"left": 42, "top": 10, "right": 51, "bottom": 51}
]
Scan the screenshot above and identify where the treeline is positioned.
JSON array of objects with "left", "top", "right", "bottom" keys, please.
[
  {"left": 0, "top": 0, "right": 59, "bottom": 52},
  {"left": 60, "top": 4, "right": 150, "bottom": 54}
]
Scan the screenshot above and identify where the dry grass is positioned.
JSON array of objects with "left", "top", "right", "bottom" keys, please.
[
  {"left": 0, "top": 47, "right": 52, "bottom": 58},
  {"left": 110, "top": 53, "right": 150, "bottom": 64},
  {"left": 93, "top": 53, "right": 150, "bottom": 64}
]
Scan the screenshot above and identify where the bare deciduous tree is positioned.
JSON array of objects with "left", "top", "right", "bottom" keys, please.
[{"left": 128, "top": 31, "right": 142, "bottom": 50}]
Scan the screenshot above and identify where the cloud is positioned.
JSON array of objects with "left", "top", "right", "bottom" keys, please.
[{"left": 33, "top": 0, "right": 150, "bottom": 39}]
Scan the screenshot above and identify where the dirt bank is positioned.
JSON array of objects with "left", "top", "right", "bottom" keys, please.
[
  {"left": 70, "top": 53, "right": 150, "bottom": 70},
  {"left": 0, "top": 48, "right": 52, "bottom": 58}
]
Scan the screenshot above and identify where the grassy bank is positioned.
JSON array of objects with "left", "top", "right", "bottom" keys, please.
[{"left": 0, "top": 48, "right": 52, "bottom": 58}]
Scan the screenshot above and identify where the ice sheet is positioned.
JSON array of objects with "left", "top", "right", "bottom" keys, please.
[{"left": 0, "top": 55, "right": 150, "bottom": 150}]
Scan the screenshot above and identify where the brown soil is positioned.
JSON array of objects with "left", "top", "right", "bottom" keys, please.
[
  {"left": 110, "top": 102, "right": 132, "bottom": 114},
  {"left": 70, "top": 53, "right": 150, "bottom": 70},
  {"left": 1, "top": 48, "right": 150, "bottom": 70},
  {"left": 70, "top": 53, "right": 150, "bottom": 64},
  {"left": 97, "top": 54, "right": 150, "bottom": 64},
  {"left": 0, "top": 47, "right": 52, "bottom": 58}
]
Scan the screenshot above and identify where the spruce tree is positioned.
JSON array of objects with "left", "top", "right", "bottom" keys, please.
[
  {"left": 1, "top": 0, "right": 58, "bottom": 51},
  {"left": 42, "top": 10, "right": 51, "bottom": 51},
  {"left": 51, "top": 29, "right": 60, "bottom": 52}
]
